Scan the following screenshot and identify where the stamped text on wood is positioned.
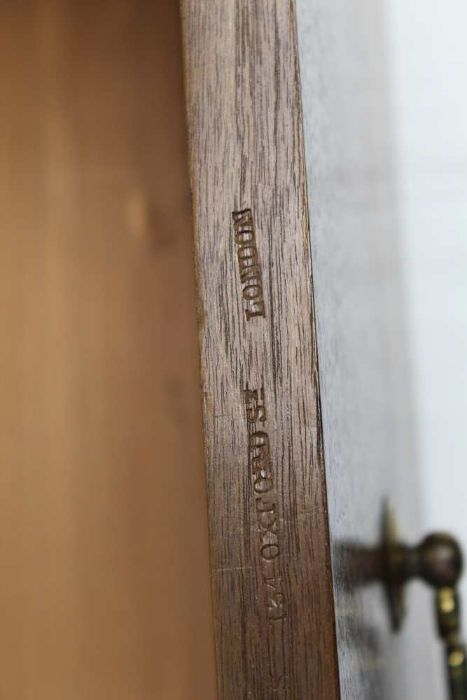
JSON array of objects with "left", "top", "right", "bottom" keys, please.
[
  {"left": 182, "top": 1, "right": 340, "bottom": 697},
  {"left": 233, "top": 209, "right": 266, "bottom": 320}
]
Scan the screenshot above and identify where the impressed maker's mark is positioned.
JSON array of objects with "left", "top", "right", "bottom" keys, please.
[
  {"left": 232, "top": 209, "right": 266, "bottom": 320},
  {"left": 243, "top": 386, "right": 289, "bottom": 696}
]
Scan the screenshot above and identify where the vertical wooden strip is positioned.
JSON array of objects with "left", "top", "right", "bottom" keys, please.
[{"left": 181, "top": 2, "right": 340, "bottom": 697}]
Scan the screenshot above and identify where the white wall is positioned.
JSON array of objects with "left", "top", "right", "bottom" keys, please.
[{"left": 384, "top": 0, "right": 467, "bottom": 619}]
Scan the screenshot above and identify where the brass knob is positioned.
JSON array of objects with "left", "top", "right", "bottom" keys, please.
[
  {"left": 391, "top": 533, "right": 463, "bottom": 589},
  {"left": 384, "top": 513, "right": 466, "bottom": 699}
]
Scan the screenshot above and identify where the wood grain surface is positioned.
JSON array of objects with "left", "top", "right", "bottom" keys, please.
[
  {"left": 182, "top": 2, "right": 340, "bottom": 698},
  {"left": 0, "top": 2, "right": 216, "bottom": 698}
]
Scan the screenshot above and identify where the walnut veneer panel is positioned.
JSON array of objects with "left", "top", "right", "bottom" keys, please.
[{"left": 182, "top": 2, "right": 340, "bottom": 698}]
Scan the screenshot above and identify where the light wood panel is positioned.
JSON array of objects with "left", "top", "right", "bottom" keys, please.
[
  {"left": 0, "top": 2, "right": 216, "bottom": 698},
  {"left": 182, "top": 2, "right": 340, "bottom": 698}
]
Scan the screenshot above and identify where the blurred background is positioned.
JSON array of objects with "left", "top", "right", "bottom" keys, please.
[
  {"left": 384, "top": 0, "right": 467, "bottom": 622},
  {"left": 0, "top": 3, "right": 216, "bottom": 698}
]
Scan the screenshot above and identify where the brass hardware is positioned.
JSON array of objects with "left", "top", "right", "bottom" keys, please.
[{"left": 384, "top": 509, "right": 467, "bottom": 699}]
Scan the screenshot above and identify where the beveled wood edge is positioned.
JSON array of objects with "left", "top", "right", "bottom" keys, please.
[{"left": 180, "top": 2, "right": 340, "bottom": 696}]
